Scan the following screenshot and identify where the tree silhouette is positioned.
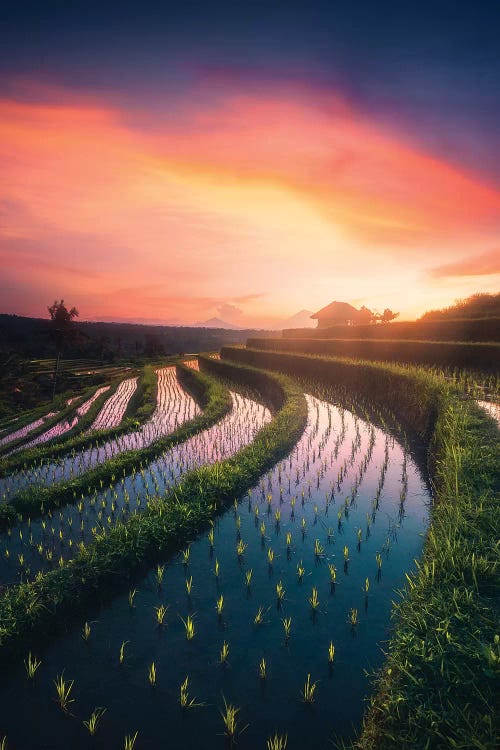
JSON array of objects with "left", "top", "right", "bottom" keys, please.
[
  {"left": 380, "top": 308, "right": 399, "bottom": 323},
  {"left": 48, "top": 300, "right": 79, "bottom": 400}
]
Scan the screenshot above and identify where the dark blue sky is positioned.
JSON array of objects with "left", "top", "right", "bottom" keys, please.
[{"left": 2, "top": 1, "right": 499, "bottom": 183}]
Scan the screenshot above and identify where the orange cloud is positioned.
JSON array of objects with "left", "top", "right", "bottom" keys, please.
[
  {"left": 1, "top": 82, "right": 499, "bottom": 323},
  {"left": 428, "top": 247, "right": 500, "bottom": 278}
]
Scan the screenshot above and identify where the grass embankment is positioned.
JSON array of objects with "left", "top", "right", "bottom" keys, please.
[
  {"left": 0, "top": 356, "right": 307, "bottom": 661},
  {"left": 0, "top": 364, "right": 158, "bottom": 477},
  {"left": 247, "top": 336, "right": 500, "bottom": 374},
  {"left": 221, "top": 346, "right": 500, "bottom": 750},
  {"left": 0, "top": 383, "right": 109, "bottom": 459},
  {"left": 0, "top": 363, "right": 232, "bottom": 529}
]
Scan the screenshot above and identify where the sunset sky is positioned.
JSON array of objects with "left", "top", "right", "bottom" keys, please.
[{"left": 1, "top": 1, "right": 499, "bottom": 327}]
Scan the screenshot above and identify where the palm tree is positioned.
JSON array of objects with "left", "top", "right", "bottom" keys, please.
[{"left": 48, "top": 300, "right": 79, "bottom": 400}]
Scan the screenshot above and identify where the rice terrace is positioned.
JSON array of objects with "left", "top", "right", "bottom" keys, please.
[{"left": 1, "top": 3, "right": 499, "bottom": 748}]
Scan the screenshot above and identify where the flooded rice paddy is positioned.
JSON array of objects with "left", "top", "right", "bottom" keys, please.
[
  {"left": 0, "top": 369, "right": 197, "bottom": 500},
  {"left": 0, "top": 383, "right": 430, "bottom": 749}
]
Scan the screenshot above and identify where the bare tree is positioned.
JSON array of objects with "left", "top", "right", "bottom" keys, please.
[{"left": 48, "top": 300, "right": 79, "bottom": 400}]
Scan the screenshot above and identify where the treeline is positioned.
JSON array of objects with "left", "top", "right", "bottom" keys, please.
[
  {"left": 419, "top": 292, "right": 500, "bottom": 321},
  {"left": 0, "top": 315, "right": 272, "bottom": 360}
]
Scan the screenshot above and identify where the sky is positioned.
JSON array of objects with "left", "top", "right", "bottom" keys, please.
[{"left": 1, "top": 0, "right": 499, "bottom": 327}]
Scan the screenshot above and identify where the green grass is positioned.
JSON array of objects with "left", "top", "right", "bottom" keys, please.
[
  {"left": 221, "top": 346, "right": 499, "bottom": 750},
  {"left": 246, "top": 336, "right": 500, "bottom": 374},
  {"left": 0, "top": 357, "right": 307, "bottom": 661}
]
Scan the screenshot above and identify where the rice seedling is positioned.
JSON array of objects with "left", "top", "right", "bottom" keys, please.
[
  {"left": 259, "top": 657, "right": 267, "bottom": 679},
  {"left": 156, "top": 563, "right": 165, "bottom": 586},
  {"left": 148, "top": 661, "right": 157, "bottom": 686},
  {"left": 82, "top": 621, "right": 92, "bottom": 641},
  {"left": 214, "top": 558, "right": 220, "bottom": 579},
  {"left": 24, "top": 652, "right": 41, "bottom": 679},
  {"left": 245, "top": 569, "right": 253, "bottom": 587},
  {"left": 349, "top": 608, "right": 359, "bottom": 628},
  {"left": 154, "top": 604, "right": 168, "bottom": 626},
  {"left": 309, "top": 586, "right": 320, "bottom": 611},
  {"left": 328, "top": 641, "right": 335, "bottom": 664},
  {"left": 180, "top": 614, "right": 195, "bottom": 640},
  {"left": 182, "top": 546, "right": 191, "bottom": 566},
  {"left": 236, "top": 539, "right": 247, "bottom": 557},
  {"left": 267, "top": 733, "right": 288, "bottom": 750},
  {"left": 297, "top": 561, "right": 305, "bottom": 581},
  {"left": 179, "top": 676, "right": 201, "bottom": 709},
  {"left": 185, "top": 575, "right": 193, "bottom": 595},
  {"left": 276, "top": 580, "right": 285, "bottom": 604},
  {"left": 216, "top": 594, "right": 224, "bottom": 616},
  {"left": 314, "top": 538, "right": 324, "bottom": 558},
  {"left": 376, "top": 552, "right": 383, "bottom": 572},
  {"left": 219, "top": 696, "right": 247, "bottom": 744},
  {"left": 220, "top": 640, "right": 230, "bottom": 665},
  {"left": 267, "top": 547, "right": 274, "bottom": 565},
  {"left": 254, "top": 607, "right": 264, "bottom": 626},
  {"left": 343, "top": 545, "right": 349, "bottom": 563},
  {"left": 119, "top": 640, "right": 129, "bottom": 665},
  {"left": 282, "top": 617, "right": 292, "bottom": 642},
  {"left": 364, "top": 577, "right": 370, "bottom": 595},
  {"left": 300, "top": 673, "right": 318, "bottom": 704},
  {"left": 128, "top": 588, "right": 137, "bottom": 607},
  {"left": 260, "top": 521, "right": 266, "bottom": 539},
  {"left": 83, "top": 707, "right": 106, "bottom": 736},
  {"left": 328, "top": 563, "right": 337, "bottom": 587},
  {"left": 0, "top": 737, "right": 5, "bottom": 750},
  {"left": 54, "top": 671, "right": 74, "bottom": 713},
  {"left": 124, "top": 731, "right": 138, "bottom": 750}
]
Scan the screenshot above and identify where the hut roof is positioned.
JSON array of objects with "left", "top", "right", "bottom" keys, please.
[{"left": 311, "top": 301, "right": 359, "bottom": 320}]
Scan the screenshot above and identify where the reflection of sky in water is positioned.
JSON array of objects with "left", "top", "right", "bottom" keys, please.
[
  {"left": 0, "top": 391, "right": 270, "bottom": 585},
  {"left": 5, "top": 387, "right": 110, "bottom": 456},
  {"left": 0, "top": 393, "right": 430, "bottom": 749},
  {"left": 0, "top": 368, "right": 198, "bottom": 499},
  {"left": 90, "top": 377, "right": 138, "bottom": 430}
]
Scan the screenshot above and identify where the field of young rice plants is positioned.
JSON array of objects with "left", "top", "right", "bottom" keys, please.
[
  {"left": 0, "top": 368, "right": 197, "bottom": 501},
  {"left": 89, "top": 376, "right": 139, "bottom": 431},
  {"left": 0, "top": 410, "right": 60, "bottom": 448},
  {"left": 0, "top": 386, "right": 270, "bottom": 585},
  {"left": 5, "top": 387, "right": 111, "bottom": 456},
  {"left": 0, "top": 372, "right": 430, "bottom": 749}
]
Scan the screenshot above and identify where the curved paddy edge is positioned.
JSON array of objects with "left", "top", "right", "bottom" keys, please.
[
  {"left": 0, "top": 364, "right": 159, "bottom": 478},
  {"left": 0, "top": 363, "right": 229, "bottom": 527},
  {"left": 221, "top": 346, "right": 500, "bottom": 750},
  {"left": 0, "top": 358, "right": 307, "bottom": 662}
]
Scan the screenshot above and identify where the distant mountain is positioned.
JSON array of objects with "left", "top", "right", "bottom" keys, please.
[
  {"left": 280, "top": 309, "right": 316, "bottom": 329},
  {"left": 194, "top": 317, "right": 243, "bottom": 330}
]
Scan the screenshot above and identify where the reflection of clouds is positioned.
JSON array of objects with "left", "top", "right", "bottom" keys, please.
[{"left": 477, "top": 400, "right": 500, "bottom": 427}]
